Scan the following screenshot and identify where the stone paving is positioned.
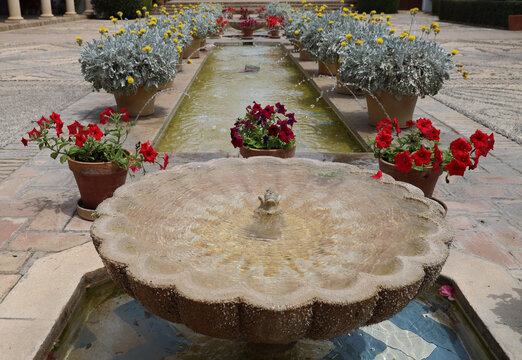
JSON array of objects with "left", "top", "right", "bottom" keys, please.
[{"left": 0, "top": 11, "right": 521, "bottom": 360}]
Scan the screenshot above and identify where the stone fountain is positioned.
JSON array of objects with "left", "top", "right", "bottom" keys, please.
[{"left": 90, "top": 157, "right": 452, "bottom": 350}]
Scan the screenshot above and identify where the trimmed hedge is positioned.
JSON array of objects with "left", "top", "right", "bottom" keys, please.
[
  {"left": 432, "top": 0, "right": 441, "bottom": 14},
  {"left": 92, "top": 0, "right": 153, "bottom": 19},
  {"left": 357, "top": 0, "right": 401, "bottom": 13},
  {"left": 439, "top": 0, "right": 522, "bottom": 28}
]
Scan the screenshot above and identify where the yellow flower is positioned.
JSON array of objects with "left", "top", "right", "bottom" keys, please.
[
  {"left": 408, "top": 35, "right": 415, "bottom": 41},
  {"left": 341, "top": 41, "right": 347, "bottom": 46},
  {"left": 112, "top": 18, "right": 118, "bottom": 23},
  {"left": 451, "top": 49, "right": 458, "bottom": 55},
  {"left": 431, "top": 22, "right": 439, "bottom": 28},
  {"left": 458, "top": 68, "right": 463, "bottom": 73},
  {"left": 463, "top": 71, "right": 469, "bottom": 79},
  {"left": 343, "top": 7, "right": 349, "bottom": 11},
  {"left": 127, "top": 77, "right": 134, "bottom": 84},
  {"left": 177, "top": 45, "right": 182, "bottom": 52},
  {"left": 177, "top": 32, "right": 182, "bottom": 37},
  {"left": 457, "top": 62, "right": 463, "bottom": 67},
  {"left": 173, "top": 38, "right": 178, "bottom": 43},
  {"left": 98, "top": 27, "right": 105, "bottom": 33},
  {"left": 142, "top": 46, "right": 152, "bottom": 52},
  {"left": 386, "top": 15, "right": 391, "bottom": 20},
  {"left": 153, "top": 3, "right": 158, "bottom": 7},
  {"left": 136, "top": 10, "right": 141, "bottom": 16},
  {"left": 345, "top": 33, "right": 352, "bottom": 40},
  {"left": 355, "top": 40, "right": 362, "bottom": 45},
  {"left": 318, "top": 28, "right": 323, "bottom": 32},
  {"left": 289, "top": 18, "right": 293, "bottom": 22},
  {"left": 139, "top": 28, "right": 146, "bottom": 34},
  {"left": 376, "top": 38, "right": 383, "bottom": 44},
  {"left": 317, "top": 12, "right": 322, "bottom": 17},
  {"left": 434, "top": 28, "right": 440, "bottom": 34},
  {"left": 188, "top": 59, "right": 193, "bottom": 64},
  {"left": 97, "top": 44, "right": 103, "bottom": 49},
  {"left": 370, "top": 10, "right": 376, "bottom": 15},
  {"left": 130, "top": 30, "right": 136, "bottom": 34},
  {"left": 117, "top": 11, "right": 123, "bottom": 17},
  {"left": 294, "top": 30, "right": 300, "bottom": 35},
  {"left": 75, "top": 36, "right": 82, "bottom": 41},
  {"left": 142, "top": 6, "right": 147, "bottom": 10},
  {"left": 421, "top": 26, "right": 427, "bottom": 32}
]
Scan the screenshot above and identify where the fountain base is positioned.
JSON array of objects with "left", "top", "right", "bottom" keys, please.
[{"left": 247, "top": 341, "right": 297, "bottom": 355}]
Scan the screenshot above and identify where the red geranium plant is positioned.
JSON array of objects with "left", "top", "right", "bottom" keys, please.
[
  {"left": 369, "top": 117, "right": 494, "bottom": 179},
  {"left": 266, "top": 16, "right": 284, "bottom": 30},
  {"left": 21, "top": 108, "right": 168, "bottom": 175},
  {"left": 231, "top": 102, "right": 296, "bottom": 150}
]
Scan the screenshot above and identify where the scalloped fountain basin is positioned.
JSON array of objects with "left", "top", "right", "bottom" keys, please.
[{"left": 90, "top": 157, "right": 452, "bottom": 345}]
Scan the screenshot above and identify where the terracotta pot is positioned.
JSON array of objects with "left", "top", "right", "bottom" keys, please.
[
  {"left": 294, "top": 40, "right": 302, "bottom": 52},
  {"left": 365, "top": 91, "right": 418, "bottom": 128},
  {"left": 240, "top": 144, "right": 296, "bottom": 159},
  {"left": 200, "top": 36, "right": 207, "bottom": 49},
  {"left": 242, "top": 28, "right": 254, "bottom": 39},
  {"left": 114, "top": 86, "right": 157, "bottom": 117},
  {"left": 68, "top": 156, "right": 128, "bottom": 210},
  {"left": 318, "top": 61, "right": 338, "bottom": 76},
  {"left": 508, "top": 15, "right": 522, "bottom": 30},
  {"left": 336, "top": 80, "right": 364, "bottom": 96},
  {"left": 299, "top": 48, "right": 315, "bottom": 61},
  {"left": 182, "top": 37, "right": 201, "bottom": 59},
  {"left": 176, "top": 63, "right": 183, "bottom": 73},
  {"left": 378, "top": 158, "right": 442, "bottom": 197},
  {"left": 269, "top": 29, "right": 280, "bottom": 38},
  {"left": 157, "top": 77, "right": 175, "bottom": 91}
]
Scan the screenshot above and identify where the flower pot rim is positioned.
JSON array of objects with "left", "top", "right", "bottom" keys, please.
[
  {"left": 242, "top": 143, "right": 296, "bottom": 151},
  {"left": 378, "top": 157, "right": 442, "bottom": 173},
  {"left": 67, "top": 149, "right": 131, "bottom": 166}
]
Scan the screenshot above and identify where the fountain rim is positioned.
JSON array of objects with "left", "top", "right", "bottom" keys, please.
[{"left": 91, "top": 156, "right": 452, "bottom": 310}]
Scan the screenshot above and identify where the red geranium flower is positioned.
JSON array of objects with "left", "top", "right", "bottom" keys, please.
[
  {"left": 28, "top": 128, "right": 41, "bottom": 139},
  {"left": 139, "top": 141, "right": 158, "bottom": 163},
  {"left": 450, "top": 138, "right": 472, "bottom": 156},
  {"left": 370, "top": 171, "right": 382, "bottom": 179},
  {"left": 21, "top": 137, "right": 28, "bottom": 146},
  {"left": 67, "top": 121, "right": 83, "bottom": 136},
  {"left": 268, "top": 124, "right": 280, "bottom": 137},
  {"left": 99, "top": 107, "right": 114, "bottom": 124},
  {"left": 395, "top": 151, "right": 413, "bottom": 173},
  {"left": 36, "top": 116, "right": 50, "bottom": 129},
  {"left": 433, "top": 145, "right": 443, "bottom": 171},
  {"left": 412, "top": 146, "right": 432, "bottom": 166},
  {"left": 121, "top": 108, "right": 130, "bottom": 123},
  {"left": 159, "top": 153, "right": 169, "bottom": 170},
  {"left": 87, "top": 124, "right": 104, "bottom": 141},
  {"left": 444, "top": 159, "right": 467, "bottom": 176},
  {"left": 278, "top": 125, "right": 294, "bottom": 143},
  {"left": 375, "top": 129, "right": 392, "bottom": 149}
]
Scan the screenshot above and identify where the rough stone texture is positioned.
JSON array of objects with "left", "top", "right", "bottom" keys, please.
[
  {"left": 91, "top": 157, "right": 452, "bottom": 344},
  {"left": 0, "top": 251, "right": 30, "bottom": 273}
]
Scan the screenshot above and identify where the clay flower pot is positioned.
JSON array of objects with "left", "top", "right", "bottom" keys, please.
[
  {"left": 241, "top": 28, "right": 254, "bottom": 39},
  {"left": 269, "top": 29, "right": 281, "bottom": 38},
  {"left": 318, "top": 61, "right": 338, "bottom": 76},
  {"left": 299, "top": 48, "right": 315, "bottom": 61},
  {"left": 114, "top": 86, "right": 157, "bottom": 117},
  {"left": 378, "top": 158, "right": 442, "bottom": 197},
  {"left": 182, "top": 37, "right": 201, "bottom": 59},
  {"left": 68, "top": 156, "right": 128, "bottom": 211},
  {"left": 366, "top": 91, "right": 418, "bottom": 128},
  {"left": 240, "top": 144, "right": 296, "bottom": 159}
]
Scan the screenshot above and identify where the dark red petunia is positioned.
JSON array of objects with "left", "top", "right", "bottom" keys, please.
[
  {"left": 450, "top": 138, "right": 472, "bottom": 156},
  {"left": 268, "top": 124, "right": 280, "bottom": 137},
  {"left": 375, "top": 129, "right": 392, "bottom": 149},
  {"left": 75, "top": 133, "right": 87, "bottom": 147},
  {"left": 50, "top": 112, "right": 61, "bottom": 124},
  {"left": 139, "top": 141, "right": 158, "bottom": 163},
  {"left": 370, "top": 171, "right": 382, "bottom": 179},
  {"left": 416, "top": 118, "right": 433, "bottom": 133},
  {"left": 406, "top": 120, "right": 415, "bottom": 127},
  {"left": 21, "top": 137, "right": 28, "bottom": 146},
  {"left": 392, "top": 117, "right": 401, "bottom": 133},
  {"left": 452, "top": 150, "right": 473, "bottom": 166},
  {"left": 99, "top": 107, "right": 115, "bottom": 124},
  {"left": 416, "top": 118, "right": 439, "bottom": 141},
  {"left": 51, "top": 113, "right": 64, "bottom": 137},
  {"left": 286, "top": 112, "right": 296, "bottom": 126},
  {"left": 275, "top": 102, "right": 286, "bottom": 114},
  {"left": 395, "top": 151, "right": 413, "bottom": 173},
  {"left": 28, "top": 128, "right": 41, "bottom": 139},
  {"left": 278, "top": 125, "right": 294, "bottom": 143},
  {"left": 87, "top": 124, "right": 104, "bottom": 140},
  {"left": 121, "top": 108, "right": 130, "bottom": 123},
  {"left": 470, "top": 130, "right": 488, "bottom": 149},
  {"left": 376, "top": 118, "right": 393, "bottom": 132},
  {"left": 130, "top": 164, "right": 141, "bottom": 173},
  {"left": 231, "top": 135, "right": 243, "bottom": 148},
  {"left": 412, "top": 146, "right": 432, "bottom": 166},
  {"left": 159, "top": 153, "right": 169, "bottom": 170},
  {"left": 432, "top": 145, "right": 443, "bottom": 171},
  {"left": 67, "top": 121, "right": 83, "bottom": 136},
  {"left": 36, "top": 116, "right": 50, "bottom": 129},
  {"left": 444, "top": 159, "right": 467, "bottom": 176}
]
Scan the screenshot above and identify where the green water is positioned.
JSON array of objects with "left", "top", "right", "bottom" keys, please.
[{"left": 157, "top": 45, "right": 364, "bottom": 153}]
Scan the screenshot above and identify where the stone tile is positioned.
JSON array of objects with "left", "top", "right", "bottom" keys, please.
[
  {"left": 0, "top": 176, "right": 33, "bottom": 200},
  {"left": 454, "top": 231, "right": 519, "bottom": 268},
  {"left": 0, "top": 201, "right": 43, "bottom": 217},
  {"left": 473, "top": 175, "right": 522, "bottom": 185},
  {"left": 462, "top": 185, "right": 510, "bottom": 198},
  {"left": 0, "top": 251, "right": 31, "bottom": 273},
  {"left": 31, "top": 168, "right": 76, "bottom": 188},
  {"left": 0, "top": 318, "right": 56, "bottom": 360},
  {"left": 445, "top": 200, "right": 496, "bottom": 215},
  {"left": 7, "top": 167, "right": 40, "bottom": 178},
  {"left": 0, "top": 274, "right": 20, "bottom": 302},
  {"left": 0, "top": 218, "right": 26, "bottom": 247},
  {"left": 28, "top": 198, "right": 76, "bottom": 231},
  {"left": 446, "top": 216, "right": 475, "bottom": 231},
  {"left": 8, "top": 232, "right": 90, "bottom": 252},
  {"left": 65, "top": 215, "right": 93, "bottom": 232},
  {"left": 511, "top": 250, "right": 522, "bottom": 264},
  {"left": 441, "top": 251, "right": 522, "bottom": 360}
]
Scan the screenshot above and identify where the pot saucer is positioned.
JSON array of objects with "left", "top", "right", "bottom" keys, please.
[{"left": 76, "top": 200, "right": 96, "bottom": 222}]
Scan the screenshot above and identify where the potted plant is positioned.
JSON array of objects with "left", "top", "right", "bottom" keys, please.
[
  {"left": 255, "top": 7, "right": 266, "bottom": 18},
  {"left": 338, "top": 11, "right": 465, "bottom": 127},
  {"left": 369, "top": 117, "right": 494, "bottom": 197},
  {"left": 240, "top": 17, "right": 258, "bottom": 39},
  {"left": 266, "top": 15, "right": 283, "bottom": 38},
  {"left": 21, "top": 109, "right": 168, "bottom": 220},
  {"left": 239, "top": 7, "right": 250, "bottom": 20},
  {"left": 231, "top": 102, "right": 297, "bottom": 158},
  {"left": 78, "top": 20, "right": 180, "bottom": 117},
  {"left": 222, "top": 7, "right": 236, "bottom": 19}
]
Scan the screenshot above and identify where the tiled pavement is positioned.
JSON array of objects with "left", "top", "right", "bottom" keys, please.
[{"left": 0, "top": 11, "right": 520, "bottom": 360}]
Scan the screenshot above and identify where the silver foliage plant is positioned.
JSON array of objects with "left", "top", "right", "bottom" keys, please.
[{"left": 265, "top": 2, "right": 293, "bottom": 18}]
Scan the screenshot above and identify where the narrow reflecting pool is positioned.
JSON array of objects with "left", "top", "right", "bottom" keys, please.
[
  {"left": 52, "top": 281, "right": 494, "bottom": 360},
  {"left": 157, "top": 45, "right": 365, "bottom": 153}
]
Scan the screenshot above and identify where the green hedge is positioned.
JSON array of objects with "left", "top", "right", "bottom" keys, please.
[
  {"left": 432, "top": 0, "right": 441, "bottom": 14},
  {"left": 357, "top": 0, "right": 401, "bottom": 13},
  {"left": 92, "top": 0, "right": 153, "bottom": 19},
  {"left": 439, "top": 0, "right": 522, "bottom": 28}
]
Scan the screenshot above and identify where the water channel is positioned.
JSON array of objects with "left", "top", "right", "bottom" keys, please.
[{"left": 157, "top": 45, "right": 365, "bottom": 154}]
